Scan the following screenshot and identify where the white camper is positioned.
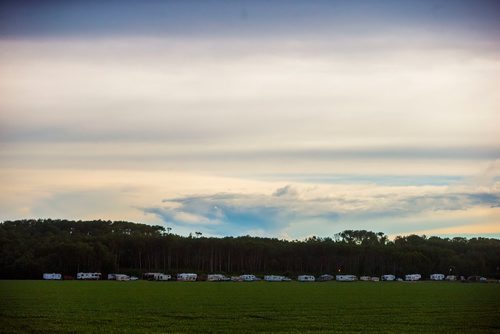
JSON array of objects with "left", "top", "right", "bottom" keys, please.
[
  {"left": 115, "top": 274, "right": 131, "bottom": 281},
  {"left": 405, "top": 274, "right": 421, "bottom": 281},
  {"left": 371, "top": 277, "right": 380, "bottom": 282},
  {"left": 336, "top": 275, "right": 357, "bottom": 282},
  {"left": 143, "top": 272, "right": 171, "bottom": 281},
  {"left": 430, "top": 274, "right": 445, "bottom": 281},
  {"left": 264, "top": 275, "right": 286, "bottom": 282},
  {"left": 360, "top": 276, "right": 371, "bottom": 281},
  {"left": 43, "top": 273, "right": 62, "bottom": 280},
  {"left": 298, "top": 275, "right": 315, "bottom": 282},
  {"left": 445, "top": 275, "right": 457, "bottom": 281},
  {"left": 240, "top": 274, "right": 258, "bottom": 282},
  {"left": 318, "top": 274, "right": 334, "bottom": 281},
  {"left": 177, "top": 273, "right": 197, "bottom": 281},
  {"left": 207, "top": 274, "right": 230, "bottom": 282},
  {"left": 77, "top": 272, "right": 101, "bottom": 280},
  {"left": 381, "top": 274, "right": 396, "bottom": 281}
]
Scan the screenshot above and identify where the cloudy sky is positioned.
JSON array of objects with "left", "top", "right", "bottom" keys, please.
[{"left": 1, "top": 0, "right": 499, "bottom": 239}]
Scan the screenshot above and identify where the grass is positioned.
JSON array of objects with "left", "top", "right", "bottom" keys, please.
[{"left": 1, "top": 280, "right": 499, "bottom": 333}]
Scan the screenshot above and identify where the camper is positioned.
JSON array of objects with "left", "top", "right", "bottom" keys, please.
[
  {"left": 430, "top": 273, "right": 445, "bottom": 281},
  {"left": 405, "top": 274, "right": 421, "bottom": 281},
  {"left": 76, "top": 272, "right": 101, "bottom": 280},
  {"left": 297, "top": 275, "right": 315, "bottom": 282},
  {"left": 143, "top": 273, "right": 171, "bottom": 281},
  {"left": 109, "top": 274, "right": 132, "bottom": 281},
  {"left": 240, "top": 274, "right": 258, "bottom": 282},
  {"left": 43, "top": 273, "right": 62, "bottom": 280},
  {"left": 177, "top": 273, "right": 197, "bottom": 281},
  {"left": 371, "top": 277, "right": 380, "bottom": 282},
  {"left": 336, "top": 275, "right": 357, "bottom": 282},
  {"left": 318, "top": 274, "right": 334, "bottom": 281},
  {"left": 381, "top": 274, "right": 396, "bottom": 281},
  {"left": 115, "top": 274, "right": 131, "bottom": 281},
  {"left": 207, "top": 274, "right": 230, "bottom": 282},
  {"left": 445, "top": 275, "right": 457, "bottom": 281},
  {"left": 360, "top": 276, "right": 371, "bottom": 281},
  {"left": 264, "top": 275, "right": 287, "bottom": 282}
]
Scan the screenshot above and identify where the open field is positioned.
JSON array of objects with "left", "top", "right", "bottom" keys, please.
[{"left": 1, "top": 280, "right": 499, "bottom": 333}]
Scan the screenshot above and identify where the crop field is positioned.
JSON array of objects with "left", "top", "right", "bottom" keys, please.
[{"left": 1, "top": 280, "right": 499, "bottom": 333}]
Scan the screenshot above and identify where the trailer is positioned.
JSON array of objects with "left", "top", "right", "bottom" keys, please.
[
  {"left": 207, "top": 274, "right": 230, "bottom": 282},
  {"left": 264, "top": 275, "right": 289, "bottom": 282},
  {"left": 371, "top": 277, "right": 380, "bottom": 282},
  {"left": 445, "top": 275, "right": 457, "bottom": 281},
  {"left": 76, "top": 272, "right": 101, "bottom": 280},
  {"left": 405, "top": 274, "right": 421, "bottom": 281},
  {"left": 430, "top": 273, "right": 445, "bottom": 281},
  {"left": 360, "top": 276, "right": 371, "bottom": 281},
  {"left": 43, "top": 273, "right": 62, "bottom": 280},
  {"left": 240, "top": 274, "right": 258, "bottom": 282},
  {"left": 177, "top": 273, "right": 197, "bottom": 281},
  {"left": 297, "top": 275, "right": 315, "bottom": 282},
  {"left": 336, "top": 275, "right": 357, "bottom": 282},
  {"left": 381, "top": 274, "right": 396, "bottom": 281},
  {"left": 143, "top": 272, "right": 171, "bottom": 281},
  {"left": 318, "top": 274, "right": 334, "bottom": 281}
]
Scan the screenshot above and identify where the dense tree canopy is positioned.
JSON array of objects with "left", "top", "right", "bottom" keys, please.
[{"left": 1, "top": 219, "right": 499, "bottom": 279}]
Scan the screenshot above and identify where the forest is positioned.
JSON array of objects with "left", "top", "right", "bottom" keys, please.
[{"left": 1, "top": 219, "right": 499, "bottom": 279}]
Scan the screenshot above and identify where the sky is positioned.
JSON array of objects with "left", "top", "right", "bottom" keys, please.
[{"left": 0, "top": 0, "right": 499, "bottom": 239}]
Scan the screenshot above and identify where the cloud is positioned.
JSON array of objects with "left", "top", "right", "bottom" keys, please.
[
  {"left": 273, "top": 185, "right": 298, "bottom": 197},
  {"left": 142, "top": 181, "right": 500, "bottom": 237}
]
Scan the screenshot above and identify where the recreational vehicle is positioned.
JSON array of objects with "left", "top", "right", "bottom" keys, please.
[
  {"left": 336, "top": 275, "right": 357, "bottom": 282},
  {"left": 177, "top": 273, "right": 197, "bottom": 281},
  {"left": 43, "top": 273, "right": 62, "bottom": 280},
  {"left": 264, "top": 275, "right": 288, "bottom": 282},
  {"left": 381, "top": 274, "right": 396, "bottom": 281},
  {"left": 108, "top": 274, "right": 132, "bottom": 281},
  {"left": 445, "top": 275, "right": 457, "bottom": 281},
  {"left": 360, "top": 276, "right": 371, "bottom": 281},
  {"left": 430, "top": 274, "right": 445, "bottom": 281},
  {"left": 143, "top": 273, "right": 171, "bottom": 281},
  {"left": 207, "top": 274, "right": 230, "bottom": 282},
  {"left": 240, "top": 274, "right": 258, "bottom": 282},
  {"left": 318, "top": 274, "right": 334, "bottom": 281},
  {"left": 405, "top": 274, "right": 421, "bottom": 281},
  {"left": 371, "top": 277, "right": 380, "bottom": 282},
  {"left": 297, "top": 275, "right": 315, "bottom": 282},
  {"left": 76, "top": 272, "right": 101, "bottom": 280}
]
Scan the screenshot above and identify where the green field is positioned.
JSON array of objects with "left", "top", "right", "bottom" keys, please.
[{"left": 1, "top": 280, "right": 499, "bottom": 333}]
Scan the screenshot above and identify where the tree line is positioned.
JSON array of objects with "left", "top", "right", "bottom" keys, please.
[{"left": 1, "top": 219, "right": 499, "bottom": 279}]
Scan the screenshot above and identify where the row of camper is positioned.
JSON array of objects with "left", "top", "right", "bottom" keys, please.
[
  {"left": 43, "top": 272, "right": 487, "bottom": 282},
  {"left": 43, "top": 272, "right": 138, "bottom": 280}
]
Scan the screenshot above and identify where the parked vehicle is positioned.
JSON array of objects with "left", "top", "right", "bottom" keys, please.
[
  {"left": 143, "top": 273, "right": 171, "bottom": 281},
  {"left": 381, "top": 274, "right": 396, "bottom": 281},
  {"left": 76, "top": 272, "right": 101, "bottom": 280},
  {"left": 297, "top": 275, "right": 315, "bottom": 282},
  {"left": 405, "top": 274, "right": 421, "bottom": 281},
  {"left": 430, "top": 274, "right": 445, "bottom": 281},
  {"left": 207, "top": 274, "right": 230, "bottom": 282},
  {"left": 336, "top": 275, "right": 357, "bottom": 282},
  {"left": 318, "top": 274, "right": 334, "bottom": 281},
  {"left": 240, "top": 274, "right": 258, "bottom": 282},
  {"left": 43, "top": 273, "right": 62, "bottom": 280},
  {"left": 177, "top": 273, "right": 197, "bottom": 281}
]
